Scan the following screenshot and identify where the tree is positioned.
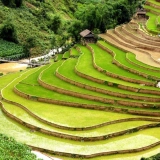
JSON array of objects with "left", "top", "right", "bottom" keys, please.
[
  {"left": 24, "top": 37, "right": 37, "bottom": 62},
  {"left": 68, "top": 20, "right": 83, "bottom": 42},
  {"left": 115, "top": 3, "right": 130, "bottom": 24},
  {"left": 99, "top": 4, "right": 115, "bottom": 32},
  {"left": 0, "top": 22, "right": 18, "bottom": 43},
  {"left": 1, "top": 0, "right": 23, "bottom": 7},
  {"left": 49, "top": 15, "right": 61, "bottom": 34},
  {"left": 15, "top": 0, "right": 23, "bottom": 7}
]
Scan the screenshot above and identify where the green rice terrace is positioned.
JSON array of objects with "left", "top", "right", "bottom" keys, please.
[{"left": 1, "top": 0, "right": 160, "bottom": 160}]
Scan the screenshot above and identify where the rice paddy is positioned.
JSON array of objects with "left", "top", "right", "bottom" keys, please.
[{"left": 0, "top": 1, "right": 160, "bottom": 159}]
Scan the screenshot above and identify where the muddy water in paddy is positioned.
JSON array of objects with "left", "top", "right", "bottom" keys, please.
[{"left": 0, "top": 63, "right": 27, "bottom": 74}]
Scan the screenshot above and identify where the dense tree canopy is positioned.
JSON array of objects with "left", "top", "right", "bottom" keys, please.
[
  {"left": 1, "top": 0, "right": 23, "bottom": 7},
  {"left": 74, "top": 0, "right": 140, "bottom": 33},
  {"left": 0, "top": 22, "right": 18, "bottom": 43}
]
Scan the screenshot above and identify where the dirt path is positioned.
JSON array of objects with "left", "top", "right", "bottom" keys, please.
[{"left": 0, "top": 63, "right": 28, "bottom": 74}]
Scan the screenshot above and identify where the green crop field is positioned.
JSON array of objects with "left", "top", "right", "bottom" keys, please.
[
  {"left": 146, "top": 12, "right": 159, "bottom": 34},
  {"left": 126, "top": 53, "right": 160, "bottom": 71},
  {"left": 147, "top": 0, "right": 160, "bottom": 6},
  {"left": 63, "top": 51, "right": 70, "bottom": 59},
  {"left": 1, "top": 41, "right": 160, "bottom": 159},
  {"left": 1, "top": 1, "right": 160, "bottom": 159},
  {"left": 97, "top": 41, "right": 160, "bottom": 79}
]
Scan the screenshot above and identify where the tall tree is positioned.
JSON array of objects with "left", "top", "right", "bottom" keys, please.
[
  {"left": 0, "top": 22, "right": 18, "bottom": 43},
  {"left": 49, "top": 15, "right": 61, "bottom": 34},
  {"left": 1, "top": 0, "right": 23, "bottom": 7},
  {"left": 68, "top": 20, "right": 83, "bottom": 42}
]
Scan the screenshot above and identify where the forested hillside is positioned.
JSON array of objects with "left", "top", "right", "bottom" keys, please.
[{"left": 0, "top": 0, "right": 142, "bottom": 58}]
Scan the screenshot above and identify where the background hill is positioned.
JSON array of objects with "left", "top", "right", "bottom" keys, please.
[{"left": 0, "top": 0, "right": 142, "bottom": 58}]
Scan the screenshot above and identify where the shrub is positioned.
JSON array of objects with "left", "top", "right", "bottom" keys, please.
[
  {"left": 0, "top": 39, "right": 24, "bottom": 59},
  {"left": 1, "top": 0, "right": 23, "bottom": 7},
  {"left": 0, "top": 133, "right": 39, "bottom": 159}
]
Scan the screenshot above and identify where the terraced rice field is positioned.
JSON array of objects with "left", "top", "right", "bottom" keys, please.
[
  {"left": 145, "top": 0, "right": 160, "bottom": 34},
  {"left": 1, "top": 1, "right": 160, "bottom": 159}
]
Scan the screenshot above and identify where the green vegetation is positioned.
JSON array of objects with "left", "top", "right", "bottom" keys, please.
[
  {"left": 126, "top": 53, "right": 160, "bottom": 71},
  {"left": 147, "top": 0, "right": 160, "bottom": 6},
  {"left": 1, "top": 0, "right": 23, "bottom": 7},
  {"left": 1, "top": 43, "right": 160, "bottom": 159},
  {"left": 141, "top": 153, "right": 160, "bottom": 160},
  {"left": 0, "top": 39, "right": 24, "bottom": 59},
  {"left": 58, "top": 57, "right": 160, "bottom": 99},
  {"left": 144, "top": 0, "right": 160, "bottom": 34},
  {"left": 89, "top": 43, "right": 155, "bottom": 82},
  {"left": 76, "top": 45, "right": 160, "bottom": 91},
  {"left": 1, "top": 0, "right": 160, "bottom": 159},
  {"left": 70, "top": 47, "right": 80, "bottom": 57},
  {"left": 0, "top": 133, "right": 39, "bottom": 160},
  {"left": 146, "top": 12, "right": 160, "bottom": 34},
  {"left": 0, "top": 0, "right": 141, "bottom": 58},
  {"left": 144, "top": 5, "right": 160, "bottom": 14},
  {"left": 62, "top": 51, "right": 70, "bottom": 59},
  {"left": 98, "top": 41, "right": 160, "bottom": 79}
]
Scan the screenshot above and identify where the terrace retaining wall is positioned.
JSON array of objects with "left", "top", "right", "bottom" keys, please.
[
  {"left": 97, "top": 42, "right": 159, "bottom": 82},
  {"left": 12, "top": 86, "right": 160, "bottom": 117},
  {"left": 56, "top": 70, "right": 160, "bottom": 102},
  {"left": 2, "top": 100, "right": 159, "bottom": 153},
  {"left": 107, "top": 30, "right": 136, "bottom": 49},
  {"left": 39, "top": 73, "right": 160, "bottom": 108},
  {"left": 146, "top": 1, "right": 160, "bottom": 10},
  {"left": 1, "top": 98, "right": 160, "bottom": 142},
  {"left": 105, "top": 30, "right": 160, "bottom": 64},
  {"left": 75, "top": 63, "right": 160, "bottom": 95},
  {"left": 122, "top": 25, "right": 160, "bottom": 47},
  {"left": 101, "top": 32, "right": 160, "bottom": 68},
  {"left": 87, "top": 43, "right": 155, "bottom": 86},
  {"left": 114, "top": 26, "right": 160, "bottom": 52},
  {"left": 98, "top": 41, "right": 160, "bottom": 80},
  {"left": 28, "top": 141, "right": 160, "bottom": 159},
  {"left": 137, "top": 28, "right": 160, "bottom": 41},
  {"left": 38, "top": 77, "right": 115, "bottom": 104},
  {"left": 126, "top": 53, "right": 160, "bottom": 72}
]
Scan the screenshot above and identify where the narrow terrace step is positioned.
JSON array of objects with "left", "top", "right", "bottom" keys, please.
[
  {"left": 57, "top": 58, "right": 160, "bottom": 102},
  {"left": 37, "top": 60, "right": 160, "bottom": 109},
  {"left": 2, "top": 101, "right": 160, "bottom": 142},
  {"left": 62, "top": 51, "right": 70, "bottom": 59},
  {"left": 122, "top": 25, "right": 160, "bottom": 47},
  {"left": 146, "top": 12, "right": 159, "bottom": 34},
  {"left": 76, "top": 45, "right": 160, "bottom": 95},
  {"left": 97, "top": 41, "right": 160, "bottom": 81},
  {"left": 88, "top": 43, "right": 157, "bottom": 85},
  {"left": 99, "top": 34, "right": 160, "bottom": 68},
  {"left": 145, "top": 4, "right": 160, "bottom": 15},
  {"left": 146, "top": 0, "right": 160, "bottom": 9},
  {"left": 115, "top": 26, "right": 160, "bottom": 52},
  {"left": 126, "top": 52, "right": 160, "bottom": 72},
  {"left": 106, "top": 29, "right": 136, "bottom": 50}
]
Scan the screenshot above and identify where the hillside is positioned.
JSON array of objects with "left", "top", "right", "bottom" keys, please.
[
  {"left": 0, "top": 0, "right": 140, "bottom": 58},
  {"left": 0, "top": 0, "right": 76, "bottom": 57}
]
